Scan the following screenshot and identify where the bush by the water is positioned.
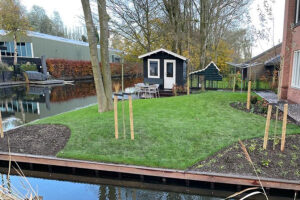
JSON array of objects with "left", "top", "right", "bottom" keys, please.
[
  {"left": 0, "top": 63, "right": 13, "bottom": 72},
  {"left": 46, "top": 59, "right": 142, "bottom": 78}
]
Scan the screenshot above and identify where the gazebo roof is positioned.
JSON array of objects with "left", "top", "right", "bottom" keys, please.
[
  {"left": 189, "top": 61, "right": 222, "bottom": 81},
  {"left": 189, "top": 61, "right": 220, "bottom": 75}
]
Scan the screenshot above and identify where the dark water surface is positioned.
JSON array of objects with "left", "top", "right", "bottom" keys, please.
[
  {"left": 1, "top": 173, "right": 222, "bottom": 200},
  {"left": 0, "top": 78, "right": 142, "bottom": 131}
]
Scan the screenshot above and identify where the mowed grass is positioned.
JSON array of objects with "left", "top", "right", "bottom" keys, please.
[{"left": 34, "top": 92, "right": 300, "bottom": 169}]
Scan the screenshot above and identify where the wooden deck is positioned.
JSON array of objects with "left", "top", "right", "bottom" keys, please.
[
  {"left": 0, "top": 80, "right": 65, "bottom": 87},
  {"left": 0, "top": 152, "right": 299, "bottom": 191},
  {"left": 29, "top": 80, "right": 65, "bottom": 85}
]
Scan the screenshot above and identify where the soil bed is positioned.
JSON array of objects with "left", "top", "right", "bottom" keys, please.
[
  {"left": 230, "top": 102, "right": 297, "bottom": 124},
  {"left": 0, "top": 124, "right": 70, "bottom": 156},
  {"left": 190, "top": 135, "right": 300, "bottom": 181}
]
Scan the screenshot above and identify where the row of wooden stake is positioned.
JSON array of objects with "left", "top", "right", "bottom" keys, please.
[
  {"left": 263, "top": 103, "right": 288, "bottom": 152},
  {"left": 114, "top": 94, "right": 134, "bottom": 140},
  {"left": 245, "top": 79, "right": 288, "bottom": 151}
]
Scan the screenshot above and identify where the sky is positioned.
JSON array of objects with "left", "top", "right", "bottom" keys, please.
[{"left": 21, "top": 0, "right": 285, "bottom": 57}]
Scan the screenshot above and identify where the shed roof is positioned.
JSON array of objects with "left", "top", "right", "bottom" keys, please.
[
  {"left": 138, "top": 48, "right": 187, "bottom": 61},
  {"left": 226, "top": 62, "right": 262, "bottom": 69},
  {"left": 265, "top": 55, "right": 280, "bottom": 66}
]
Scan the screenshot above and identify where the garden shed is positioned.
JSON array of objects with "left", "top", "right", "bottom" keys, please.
[
  {"left": 189, "top": 61, "right": 222, "bottom": 89},
  {"left": 138, "top": 48, "right": 187, "bottom": 89}
]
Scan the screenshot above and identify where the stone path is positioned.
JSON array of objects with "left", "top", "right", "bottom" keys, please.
[
  {"left": 255, "top": 91, "right": 278, "bottom": 104},
  {"left": 255, "top": 91, "right": 300, "bottom": 124}
]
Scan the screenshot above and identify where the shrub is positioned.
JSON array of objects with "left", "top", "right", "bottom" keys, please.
[
  {"left": 250, "top": 96, "right": 258, "bottom": 104},
  {"left": 20, "top": 63, "right": 38, "bottom": 71},
  {"left": 172, "top": 84, "right": 187, "bottom": 95}
]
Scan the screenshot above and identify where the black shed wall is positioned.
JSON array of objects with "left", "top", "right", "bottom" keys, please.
[{"left": 143, "top": 52, "right": 185, "bottom": 88}]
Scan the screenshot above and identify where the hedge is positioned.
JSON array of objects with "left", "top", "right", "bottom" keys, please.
[{"left": 46, "top": 59, "right": 142, "bottom": 79}]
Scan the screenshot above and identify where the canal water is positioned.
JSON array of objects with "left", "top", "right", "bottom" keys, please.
[
  {"left": 1, "top": 173, "right": 222, "bottom": 200},
  {"left": 0, "top": 78, "right": 142, "bottom": 131}
]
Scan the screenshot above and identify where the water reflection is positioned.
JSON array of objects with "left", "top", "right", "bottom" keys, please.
[
  {"left": 0, "top": 78, "right": 143, "bottom": 131},
  {"left": 1, "top": 174, "right": 221, "bottom": 200}
]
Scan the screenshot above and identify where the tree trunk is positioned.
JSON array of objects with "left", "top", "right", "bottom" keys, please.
[
  {"left": 98, "top": 0, "right": 113, "bottom": 111},
  {"left": 81, "top": 0, "right": 107, "bottom": 113},
  {"left": 13, "top": 33, "right": 18, "bottom": 65},
  {"left": 199, "top": 0, "right": 208, "bottom": 69}
]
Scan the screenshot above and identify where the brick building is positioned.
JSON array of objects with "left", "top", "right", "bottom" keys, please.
[{"left": 280, "top": 0, "right": 300, "bottom": 104}]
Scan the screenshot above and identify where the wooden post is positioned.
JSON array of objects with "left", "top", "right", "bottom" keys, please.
[
  {"left": 187, "top": 75, "right": 190, "bottom": 95},
  {"left": 0, "top": 111, "right": 3, "bottom": 138},
  {"left": 263, "top": 104, "right": 272, "bottom": 149},
  {"left": 281, "top": 103, "right": 288, "bottom": 152},
  {"left": 246, "top": 81, "right": 251, "bottom": 110},
  {"left": 201, "top": 76, "right": 205, "bottom": 92},
  {"left": 114, "top": 95, "right": 118, "bottom": 139},
  {"left": 187, "top": 62, "right": 190, "bottom": 95},
  {"left": 273, "top": 107, "right": 279, "bottom": 150},
  {"left": 233, "top": 75, "right": 236, "bottom": 92},
  {"left": 128, "top": 95, "right": 134, "bottom": 140}
]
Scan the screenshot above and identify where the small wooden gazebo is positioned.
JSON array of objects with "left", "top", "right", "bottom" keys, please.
[{"left": 189, "top": 61, "right": 222, "bottom": 89}]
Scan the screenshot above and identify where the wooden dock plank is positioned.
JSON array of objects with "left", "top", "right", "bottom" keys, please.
[{"left": 0, "top": 152, "right": 299, "bottom": 191}]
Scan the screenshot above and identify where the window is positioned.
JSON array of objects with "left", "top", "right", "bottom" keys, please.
[
  {"left": 166, "top": 62, "right": 174, "bottom": 77},
  {"left": 296, "top": 0, "right": 300, "bottom": 24},
  {"left": 114, "top": 57, "right": 120, "bottom": 63},
  {"left": 0, "top": 42, "right": 33, "bottom": 57},
  {"left": 148, "top": 59, "right": 160, "bottom": 78},
  {"left": 292, "top": 50, "right": 300, "bottom": 89}
]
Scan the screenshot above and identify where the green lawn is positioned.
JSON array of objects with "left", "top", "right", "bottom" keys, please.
[{"left": 34, "top": 92, "right": 300, "bottom": 169}]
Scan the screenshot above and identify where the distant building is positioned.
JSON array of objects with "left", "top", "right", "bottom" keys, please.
[
  {"left": 280, "top": 0, "right": 300, "bottom": 104},
  {"left": 243, "top": 43, "right": 282, "bottom": 80},
  {"left": 0, "top": 30, "right": 121, "bottom": 63}
]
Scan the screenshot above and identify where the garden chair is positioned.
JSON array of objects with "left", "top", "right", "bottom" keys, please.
[
  {"left": 134, "top": 83, "right": 146, "bottom": 98},
  {"left": 148, "top": 84, "right": 159, "bottom": 98},
  {"left": 154, "top": 84, "right": 160, "bottom": 97}
]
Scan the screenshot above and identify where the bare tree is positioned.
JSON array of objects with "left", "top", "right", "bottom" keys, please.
[
  {"left": 108, "top": 0, "right": 161, "bottom": 52},
  {"left": 81, "top": 0, "right": 108, "bottom": 112},
  {"left": 162, "top": 0, "right": 182, "bottom": 53},
  {"left": 107, "top": 0, "right": 253, "bottom": 72},
  {"left": 98, "top": 0, "right": 113, "bottom": 110},
  {"left": 192, "top": 0, "right": 251, "bottom": 68}
]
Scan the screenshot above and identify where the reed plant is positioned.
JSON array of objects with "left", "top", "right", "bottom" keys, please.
[
  {"left": 113, "top": 82, "right": 121, "bottom": 93},
  {"left": 0, "top": 141, "right": 40, "bottom": 200}
]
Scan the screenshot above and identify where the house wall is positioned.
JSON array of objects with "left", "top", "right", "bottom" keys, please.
[
  {"left": 143, "top": 52, "right": 185, "bottom": 88},
  {"left": 246, "top": 44, "right": 281, "bottom": 80},
  {"left": 281, "top": 0, "right": 300, "bottom": 103}
]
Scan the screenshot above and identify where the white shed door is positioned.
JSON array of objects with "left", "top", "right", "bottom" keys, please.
[{"left": 164, "top": 60, "right": 176, "bottom": 89}]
